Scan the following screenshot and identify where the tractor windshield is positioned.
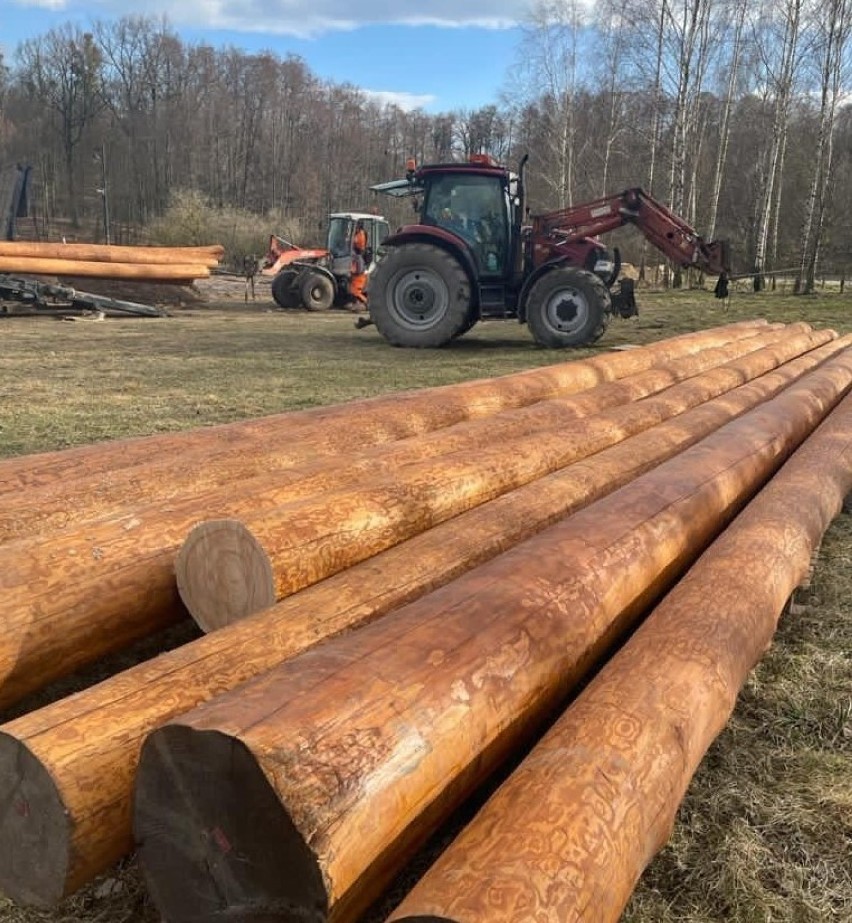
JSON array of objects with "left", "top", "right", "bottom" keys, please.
[
  {"left": 327, "top": 217, "right": 352, "bottom": 258},
  {"left": 423, "top": 173, "right": 508, "bottom": 274}
]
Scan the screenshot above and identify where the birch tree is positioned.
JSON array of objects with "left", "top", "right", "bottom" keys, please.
[
  {"left": 796, "top": 0, "right": 851, "bottom": 292},
  {"left": 751, "top": 0, "right": 803, "bottom": 290}
]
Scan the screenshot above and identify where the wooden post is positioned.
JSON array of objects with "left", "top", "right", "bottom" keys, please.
[
  {"left": 175, "top": 327, "right": 828, "bottom": 630},
  {"left": 0, "top": 342, "right": 845, "bottom": 907},
  {"left": 133, "top": 354, "right": 852, "bottom": 923},
  {"left": 0, "top": 321, "right": 775, "bottom": 539},
  {"left": 388, "top": 392, "right": 852, "bottom": 923}
]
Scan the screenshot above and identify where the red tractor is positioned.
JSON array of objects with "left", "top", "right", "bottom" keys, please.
[{"left": 366, "top": 155, "right": 730, "bottom": 348}]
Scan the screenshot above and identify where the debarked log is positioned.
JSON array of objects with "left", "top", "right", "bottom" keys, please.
[
  {"left": 175, "top": 327, "right": 832, "bottom": 629},
  {"left": 0, "top": 241, "right": 225, "bottom": 266},
  {"left": 387, "top": 390, "right": 852, "bottom": 923},
  {"left": 133, "top": 352, "right": 852, "bottom": 923},
  {"left": 0, "top": 330, "right": 838, "bottom": 714},
  {"left": 0, "top": 257, "right": 211, "bottom": 280},
  {"left": 0, "top": 324, "right": 806, "bottom": 545},
  {"left": 0, "top": 341, "right": 844, "bottom": 906},
  {"left": 0, "top": 320, "right": 773, "bottom": 502}
]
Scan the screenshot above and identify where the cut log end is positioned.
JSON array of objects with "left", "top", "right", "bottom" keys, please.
[
  {"left": 0, "top": 733, "right": 71, "bottom": 907},
  {"left": 135, "top": 725, "right": 327, "bottom": 923},
  {"left": 176, "top": 519, "right": 276, "bottom": 632}
]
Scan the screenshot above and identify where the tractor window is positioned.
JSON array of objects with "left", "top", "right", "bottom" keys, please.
[
  {"left": 423, "top": 174, "right": 508, "bottom": 274},
  {"left": 327, "top": 218, "right": 352, "bottom": 258}
]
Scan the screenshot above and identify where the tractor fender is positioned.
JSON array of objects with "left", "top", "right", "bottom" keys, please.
[
  {"left": 381, "top": 227, "right": 479, "bottom": 300},
  {"left": 289, "top": 261, "right": 336, "bottom": 286},
  {"left": 516, "top": 257, "right": 577, "bottom": 323}
]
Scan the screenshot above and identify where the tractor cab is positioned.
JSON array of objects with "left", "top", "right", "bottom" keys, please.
[
  {"left": 325, "top": 212, "right": 391, "bottom": 278},
  {"left": 372, "top": 156, "right": 520, "bottom": 283}
]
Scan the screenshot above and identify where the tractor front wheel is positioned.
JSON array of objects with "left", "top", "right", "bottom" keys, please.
[
  {"left": 525, "top": 268, "right": 611, "bottom": 348},
  {"left": 299, "top": 272, "right": 335, "bottom": 311},
  {"left": 271, "top": 270, "right": 300, "bottom": 309},
  {"left": 369, "top": 244, "right": 472, "bottom": 348}
]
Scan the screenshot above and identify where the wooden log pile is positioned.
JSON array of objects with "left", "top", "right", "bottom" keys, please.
[
  {"left": 0, "top": 320, "right": 848, "bottom": 920},
  {"left": 0, "top": 241, "right": 224, "bottom": 283}
]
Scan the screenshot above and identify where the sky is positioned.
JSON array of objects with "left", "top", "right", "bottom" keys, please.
[{"left": 0, "top": 0, "right": 533, "bottom": 112}]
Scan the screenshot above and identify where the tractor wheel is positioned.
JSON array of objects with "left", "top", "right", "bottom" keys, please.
[
  {"left": 369, "top": 244, "right": 472, "bottom": 348},
  {"left": 300, "top": 272, "right": 335, "bottom": 311},
  {"left": 525, "top": 268, "right": 611, "bottom": 348},
  {"left": 271, "top": 270, "right": 300, "bottom": 309}
]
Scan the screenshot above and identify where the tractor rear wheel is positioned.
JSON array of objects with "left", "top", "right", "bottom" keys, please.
[
  {"left": 300, "top": 272, "right": 335, "bottom": 311},
  {"left": 369, "top": 244, "right": 472, "bottom": 348},
  {"left": 271, "top": 270, "right": 300, "bottom": 309},
  {"left": 525, "top": 268, "right": 611, "bottom": 348}
]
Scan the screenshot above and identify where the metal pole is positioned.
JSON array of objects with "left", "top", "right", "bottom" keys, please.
[{"left": 100, "top": 143, "right": 111, "bottom": 245}]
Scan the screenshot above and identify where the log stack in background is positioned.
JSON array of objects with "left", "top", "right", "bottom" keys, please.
[
  {"left": 0, "top": 241, "right": 225, "bottom": 283},
  {"left": 0, "top": 321, "right": 848, "bottom": 918}
]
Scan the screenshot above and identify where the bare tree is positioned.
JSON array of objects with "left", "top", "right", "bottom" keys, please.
[
  {"left": 751, "top": 0, "right": 803, "bottom": 290},
  {"left": 796, "top": 0, "right": 851, "bottom": 292},
  {"left": 514, "top": 0, "right": 589, "bottom": 206},
  {"left": 706, "top": 0, "right": 747, "bottom": 240},
  {"left": 17, "top": 25, "right": 103, "bottom": 226}
]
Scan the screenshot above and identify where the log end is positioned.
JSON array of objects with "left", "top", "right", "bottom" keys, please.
[
  {"left": 135, "top": 724, "right": 327, "bottom": 922},
  {"left": 0, "top": 733, "right": 71, "bottom": 907},
  {"left": 176, "top": 519, "right": 276, "bottom": 632}
]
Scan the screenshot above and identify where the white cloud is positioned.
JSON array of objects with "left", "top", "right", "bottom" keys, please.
[
  {"left": 50, "top": 0, "right": 526, "bottom": 37},
  {"left": 12, "top": 0, "right": 68, "bottom": 8},
  {"left": 360, "top": 89, "right": 436, "bottom": 111}
]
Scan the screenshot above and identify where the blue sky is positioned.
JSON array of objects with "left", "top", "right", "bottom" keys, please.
[{"left": 0, "top": 0, "right": 531, "bottom": 112}]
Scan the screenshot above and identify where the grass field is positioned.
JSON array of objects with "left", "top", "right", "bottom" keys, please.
[{"left": 0, "top": 288, "right": 850, "bottom": 922}]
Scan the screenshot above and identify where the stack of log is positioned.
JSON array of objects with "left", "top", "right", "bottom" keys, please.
[
  {"left": 0, "top": 240, "right": 224, "bottom": 283},
  {"left": 0, "top": 319, "right": 849, "bottom": 922}
]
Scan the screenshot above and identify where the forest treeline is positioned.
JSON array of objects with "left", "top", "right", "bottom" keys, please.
[{"left": 0, "top": 0, "right": 849, "bottom": 290}]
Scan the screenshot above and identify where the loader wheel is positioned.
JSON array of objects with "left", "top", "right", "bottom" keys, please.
[
  {"left": 525, "top": 268, "right": 611, "bottom": 348},
  {"left": 300, "top": 272, "right": 335, "bottom": 311},
  {"left": 271, "top": 270, "right": 300, "bottom": 309},
  {"left": 369, "top": 244, "right": 472, "bottom": 348}
]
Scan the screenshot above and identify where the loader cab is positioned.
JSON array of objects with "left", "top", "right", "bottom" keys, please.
[{"left": 326, "top": 213, "right": 391, "bottom": 278}]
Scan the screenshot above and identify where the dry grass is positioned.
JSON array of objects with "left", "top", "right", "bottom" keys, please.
[{"left": 0, "top": 286, "right": 850, "bottom": 922}]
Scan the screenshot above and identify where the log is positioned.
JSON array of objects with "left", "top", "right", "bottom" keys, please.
[
  {"left": 387, "top": 391, "right": 852, "bottom": 923},
  {"left": 0, "top": 340, "right": 843, "bottom": 906},
  {"left": 175, "top": 327, "right": 829, "bottom": 629},
  {"left": 0, "top": 241, "right": 225, "bottom": 265},
  {"left": 0, "top": 320, "right": 773, "bottom": 502},
  {"left": 0, "top": 257, "right": 210, "bottom": 281},
  {"left": 132, "top": 354, "right": 852, "bottom": 923},
  {"left": 0, "top": 330, "right": 836, "bottom": 711}
]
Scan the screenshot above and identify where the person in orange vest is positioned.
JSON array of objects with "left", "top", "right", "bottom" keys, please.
[{"left": 349, "top": 219, "right": 369, "bottom": 310}]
